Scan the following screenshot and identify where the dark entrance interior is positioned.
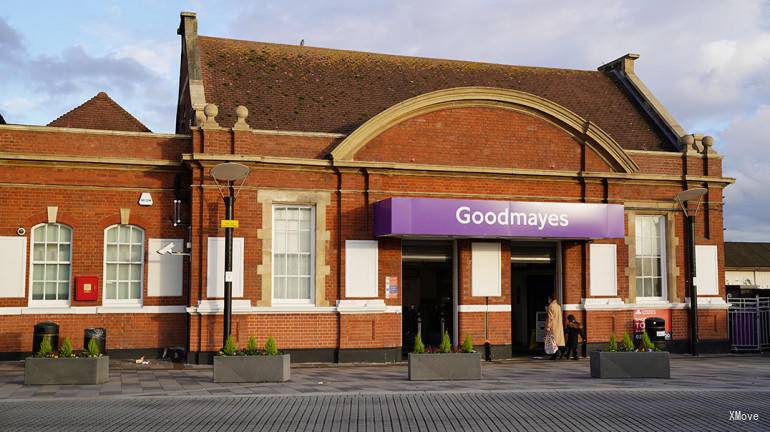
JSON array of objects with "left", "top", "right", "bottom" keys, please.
[
  {"left": 402, "top": 241, "right": 453, "bottom": 354},
  {"left": 510, "top": 242, "right": 558, "bottom": 353}
]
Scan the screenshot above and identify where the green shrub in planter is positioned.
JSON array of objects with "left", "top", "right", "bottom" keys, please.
[
  {"left": 607, "top": 334, "right": 618, "bottom": 352},
  {"left": 641, "top": 332, "right": 656, "bottom": 351},
  {"left": 59, "top": 337, "right": 74, "bottom": 358},
  {"left": 438, "top": 331, "right": 452, "bottom": 353},
  {"left": 460, "top": 334, "right": 474, "bottom": 353},
  {"left": 413, "top": 332, "right": 425, "bottom": 354},
  {"left": 245, "top": 337, "right": 259, "bottom": 356},
  {"left": 622, "top": 332, "right": 634, "bottom": 352},
  {"left": 264, "top": 337, "right": 278, "bottom": 356},
  {"left": 221, "top": 335, "right": 238, "bottom": 356},
  {"left": 36, "top": 335, "right": 53, "bottom": 358},
  {"left": 84, "top": 337, "right": 101, "bottom": 358}
]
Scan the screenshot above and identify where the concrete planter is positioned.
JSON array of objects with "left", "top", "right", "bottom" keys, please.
[
  {"left": 408, "top": 352, "right": 481, "bottom": 381},
  {"left": 25, "top": 356, "right": 109, "bottom": 385},
  {"left": 213, "top": 354, "right": 290, "bottom": 383},
  {"left": 590, "top": 351, "right": 670, "bottom": 378}
]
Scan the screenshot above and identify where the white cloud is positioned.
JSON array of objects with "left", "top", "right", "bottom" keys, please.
[
  {"left": 116, "top": 39, "right": 178, "bottom": 79},
  {"left": 721, "top": 105, "right": 770, "bottom": 241},
  {"left": 1, "top": 2, "right": 769, "bottom": 238}
]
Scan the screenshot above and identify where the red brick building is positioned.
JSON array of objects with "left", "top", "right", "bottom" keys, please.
[{"left": 0, "top": 12, "right": 733, "bottom": 362}]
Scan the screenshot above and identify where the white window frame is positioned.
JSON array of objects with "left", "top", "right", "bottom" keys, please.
[
  {"left": 272, "top": 204, "right": 315, "bottom": 305},
  {"left": 634, "top": 215, "right": 668, "bottom": 303},
  {"left": 102, "top": 224, "right": 145, "bottom": 305},
  {"left": 28, "top": 223, "right": 72, "bottom": 307}
]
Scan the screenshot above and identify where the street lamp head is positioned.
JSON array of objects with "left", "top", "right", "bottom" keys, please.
[
  {"left": 211, "top": 162, "right": 249, "bottom": 182},
  {"left": 675, "top": 188, "right": 707, "bottom": 203},
  {"left": 675, "top": 187, "right": 707, "bottom": 217}
]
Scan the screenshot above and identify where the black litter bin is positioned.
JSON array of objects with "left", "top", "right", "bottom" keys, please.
[
  {"left": 645, "top": 317, "right": 666, "bottom": 342},
  {"left": 84, "top": 327, "right": 107, "bottom": 354},
  {"left": 33, "top": 321, "right": 59, "bottom": 354}
]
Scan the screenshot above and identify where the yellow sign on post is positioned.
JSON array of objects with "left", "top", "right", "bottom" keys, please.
[{"left": 220, "top": 219, "right": 239, "bottom": 229}]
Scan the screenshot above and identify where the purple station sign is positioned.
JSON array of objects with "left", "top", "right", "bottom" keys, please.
[{"left": 374, "top": 197, "right": 624, "bottom": 239}]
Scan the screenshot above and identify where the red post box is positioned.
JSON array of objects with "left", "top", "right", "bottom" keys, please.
[{"left": 75, "top": 276, "right": 99, "bottom": 301}]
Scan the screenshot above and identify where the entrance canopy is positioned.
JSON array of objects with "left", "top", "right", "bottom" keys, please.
[{"left": 374, "top": 197, "right": 624, "bottom": 239}]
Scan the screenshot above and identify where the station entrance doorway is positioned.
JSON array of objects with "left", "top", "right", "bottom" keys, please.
[
  {"left": 510, "top": 242, "right": 560, "bottom": 353},
  {"left": 401, "top": 240, "right": 454, "bottom": 355}
]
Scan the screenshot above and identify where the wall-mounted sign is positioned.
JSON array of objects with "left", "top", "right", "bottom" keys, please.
[
  {"left": 374, "top": 197, "right": 624, "bottom": 239},
  {"left": 220, "top": 219, "right": 239, "bottom": 228},
  {"left": 633, "top": 309, "right": 672, "bottom": 341},
  {"left": 138, "top": 192, "right": 153, "bottom": 206},
  {"left": 385, "top": 276, "right": 398, "bottom": 299}
]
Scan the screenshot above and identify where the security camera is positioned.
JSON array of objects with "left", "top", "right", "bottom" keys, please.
[
  {"left": 156, "top": 242, "right": 176, "bottom": 255},
  {"left": 16, "top": 227, "right": 26, "bottom": 236}
]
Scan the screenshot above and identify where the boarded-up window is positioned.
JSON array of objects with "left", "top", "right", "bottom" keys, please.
[
  {"left": 695, "top": 245, "right": 719, "bottom": 295},
  {"left": 344, "top": 240, "right": 378, "bottom": 298},
  {"left": 590, "top": 244, "right": 617, "bottom": 296},
  {"left": 147, "top": 239, "right": 184, "bottom": 297},
  {"left": 472, "top": 242, "right": 501, "bottom": 297},
  {"left": 0, "top": 237, "right": 27, "bottom": 298},
  {"left": 206, "top": 237, "right": 244, "bottom": 298}
]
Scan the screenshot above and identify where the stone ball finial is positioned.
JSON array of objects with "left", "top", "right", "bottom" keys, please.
[
  {"left": 233, "top": 105, "right": 250, "bottom": 130},
  {"left": 679, "top": 134, "right": 695, "bottom": 147},
  {"left": 702, "top": 135, "right": 714, "bottom": 147},
  {"left": 204, "top": 103, "right": 219, "bottom": 120},
  {"left": 236, "top": 105, "right": 248, "bottom": 120}
]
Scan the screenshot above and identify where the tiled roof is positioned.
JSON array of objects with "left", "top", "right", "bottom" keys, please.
[
  {"left": 198, "top": 36, "right": 674, "bottom": 152},
  {"left": 48, "top": 92, "right": 150, "bottom": 132},
  {"left": 725, "top": 242, "right": 770, "bottom": 268}
]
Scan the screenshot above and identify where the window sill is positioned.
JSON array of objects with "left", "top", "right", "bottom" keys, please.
[{"left": 634, "top": 298, "right": 670, "bottom": 307}]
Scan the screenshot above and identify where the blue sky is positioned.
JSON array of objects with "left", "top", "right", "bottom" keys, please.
[{"left": 1, "top": 1, "right": 769, "bottom": 241}]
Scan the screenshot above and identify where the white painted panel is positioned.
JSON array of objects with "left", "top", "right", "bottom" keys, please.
[
  {"left": 0, "top": 237, "right": 26, "bottom": 298},
  {"left": 471, "top": 242, "right": 501, "bottom": 297},
  {"left": 344, "top": 240, "right": 378, "bottom": 298},
  {"left": 147, "top": 239, "right": 184, "bottom": 297},
  {"left": 695, "top": 245, "right": 719, "bottom": 295},
  {"left": 725, "top": 271, "right": 754, "bottom": 286},
  {"left": 206, "top": 237, "right": 244, "bottom": 298},
  {"left": 589, "top": 244, "right": 617, "bottom": 296},
  {"left": 755, "top": 271, "right": 770, "bottom": 289}
]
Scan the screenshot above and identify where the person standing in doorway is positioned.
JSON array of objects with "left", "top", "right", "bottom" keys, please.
[{"left": 546, "top": 294, "right": 565, "bottom": 360}]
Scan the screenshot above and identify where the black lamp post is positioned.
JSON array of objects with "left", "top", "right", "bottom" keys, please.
[
  {"left": 211, "top": 162, "right": 250, "bottom": 348},
  {"left": 675, "top": 187, "right": 707, "bottom": 356}
]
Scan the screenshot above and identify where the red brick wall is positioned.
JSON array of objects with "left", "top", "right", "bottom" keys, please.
[
  {"left": 190, "top": 313, "right": 338, "bottom": 352},
  {"left": 584, "top": 309, "right": 727, "bottom": 344},
  {"left": 0, "top": 128, "right": 189, "bottom": 160},
  {"left": 0, "top": 97, "right": 730, "bottom": 357},
  {"left": 0, "top": 313, "right": 186, "bottom": 352},
  {"left": 340, "top": 314, "right": 401, "bottom": 349},
  {"left": 0, "top": 128, "right": 188, "bottom": 352},
  {"left": 356, "top": 106, "right": 613, "bottom": 172},
  {"left": 458, "top": 312, "right": 511, "bottom": 345}
]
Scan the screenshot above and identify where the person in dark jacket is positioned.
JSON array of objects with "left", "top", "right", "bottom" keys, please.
[{"left": 564, "top": 314, "right": 584, "bottom": 360}]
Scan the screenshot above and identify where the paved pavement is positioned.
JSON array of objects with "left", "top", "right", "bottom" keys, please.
[{"left": 0, "top": 355, "right": 768, "bottom": 431}]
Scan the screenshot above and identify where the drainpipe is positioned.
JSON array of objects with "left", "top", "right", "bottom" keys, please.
[
  {"left": 362, "top": 168, "right": 370, "bottom": 234},
  {"left": 333, "top": 165, "right": 343, "bottom": 363}
]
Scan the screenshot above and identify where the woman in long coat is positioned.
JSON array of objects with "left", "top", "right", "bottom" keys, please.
[{"left": 546, "top": 294, "right": 565, "bottom": 360}]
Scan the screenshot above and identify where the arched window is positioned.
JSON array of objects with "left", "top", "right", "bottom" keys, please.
[
  {"left": 30, "top": 223, "right": 72, "bottom": 304},
  {"left": 104, "top": 224, "right": 144, "bottom": 303}
]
